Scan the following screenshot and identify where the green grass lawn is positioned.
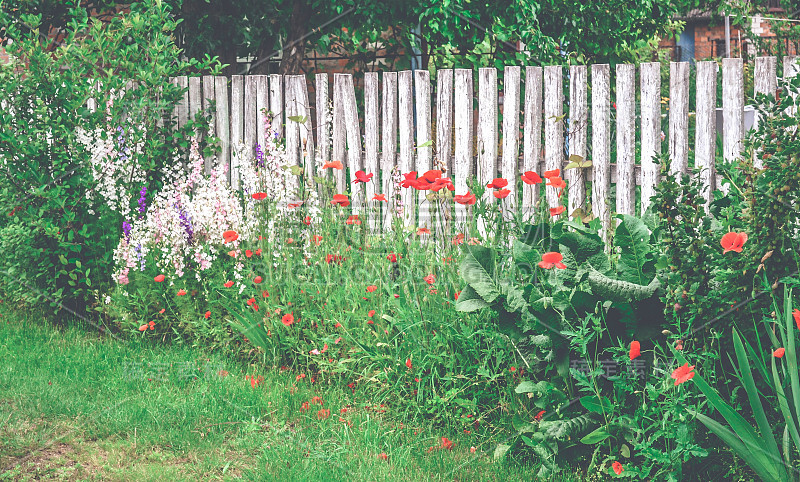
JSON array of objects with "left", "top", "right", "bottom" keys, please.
[{"left": 0, "top": 313, "right": 564, "bottom": 481}]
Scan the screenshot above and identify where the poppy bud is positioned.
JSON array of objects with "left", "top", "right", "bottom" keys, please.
[{"left": 673, "top": 303, "right": 681, "bottom": 312}]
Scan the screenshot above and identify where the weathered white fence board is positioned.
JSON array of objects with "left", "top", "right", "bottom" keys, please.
[
  {"left": 501, "top": 66, "right": 520, "bottom": 214},
  {"left": 591, "top": 64, "right": 611, "bottom": 243},
  {"left": 669, "top": 62, "right": 690, "bottom": 177},
  {"left": 381, "top": 72, "right": 398, "bottom": 230},
  {"left": 478, "top": 68, "right": 498, "bottom": 204},
  {"left": 568, "top": 65, "right": 587, "bottom": 216},
  {"left": 436, "top": 69, "right": 454, "bottom": 176},
  {"left": 722, "top": 58, "right": 744, "bottom": 192},
  {"left": 640, "top": 62, "right": 661, "bottom": 215},
  {"left": 453, "top": 69, "right": 473, "bottom": 225},
  {"left": 415, "top": 70, "right": 432, "bottom": 229},
  {"left": 695, "top": 61, "right": 717, "bottom": 207},
  {"left": 544, "top": 66, "right": 563, "bottom": 209},
  {"left": 364, "top": 72, "right": 379, "bottom": 230},
  {"left": 398, "top": 70, "right": 415, "bottom": 227},
  {"left": 616, "top": 64, "right": 635, "bottom": 216},
  {"left": 522, "top": 66, "right": 542, "bottom": 221}
]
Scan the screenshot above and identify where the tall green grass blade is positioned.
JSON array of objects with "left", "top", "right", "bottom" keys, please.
[
  {"left": 733, "top": 330, "right": 783, "bottom": 469},
  {"left": 772, "top": 354, "right": 800, "bottom": 462}
]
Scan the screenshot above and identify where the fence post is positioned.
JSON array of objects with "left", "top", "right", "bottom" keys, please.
[
  {"left": 256, "top": 76, "right": 269, "bottom": 153},
  {"left": 436, "top": 69, "right": 454, "bottom": 177},
  {"left": 269, "top": 74, "right": 283, "bottom": 140},
  {"left": 243, "top": 75, "right": 258, "bottom": 159},
  {"left": 695, "top": 61, "right": 718, "bottom": 208},
  {"left": 202, "top": 76, "right": 216, "bottom": 174},
  {"left": 478, "top": 67, "right": 498, "bottom": 208}
]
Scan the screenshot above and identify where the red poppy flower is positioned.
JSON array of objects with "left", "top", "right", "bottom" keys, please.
[
  {"left": 720, "top": 232, "right": 748, "bottom": 253},
  {"left": 254, "top": 276, "right": 262, "bottom": 284},
  {"left": 326, "top": 254, "right": 345, "bottom": 264},
  {"left": 671, "top": 363, "right": 695, "bottom": 386},
  {"left": 223, "top": 230, "right": 239, "bottom": 243},
  {"left": 428, "top": 437, "right": 454, "bottom": 452},
  {"left": 252, "top": 192, "right": 268, "bottom": 200},
  {"left": 377, "top": 452, "right": 389, "bottom": 461},
  {"left": 538, "top": 252, "right": 566, "bottom": 269},
  {"left": 149, "top": 320, "right": 155, "bottom": 328},
  {"left": 138, "top": 324, "right": 148, "bottom": 331},
  {"left": 521, "top": 171, "right": 543, "bottom": 185},
  {"left": 417, "top": 227, "right": 431, "bottom": 235},
  {"left": 204, "top": 311, "right": 211, "bottom": 319},
  {"left": 412, "top": 179, "right": 433, "bottom": 190},
  {"left": 245, "top": 249, "right": 253, "bottom": 258},
  {"left": 303, "top": 216, "right": 312, "bottom": 226},
  {"left": 287, "top": 200, "right": 305, "bottom": 209},
  {"left": 794, "top": 309, "right": 800, "bottom": 330},
  {"left": 543, "top": 169, "right": 561, "bottom": 179},
  {"left": 366, "top": 285, "right": 377, "bottom": 293},
  {"left": 154, "top": 274, "right": 165, "bottom": 282},
  {"left": 312, "top": 235, "right": 323, "bottom": 246},
  {"left": 368, "top": 309, "right": 375, "bottom": 317},
  {"left": 454, "top": 192, "right": 477, "bottom": 205},
  {"left": 424, "top": 274, "right": 436, "bottom": 284},
  {"left": 177, "top": 289, "right": 187, "bottom": 296},
  {"left": 300, "top": 401, "right": 310, "bottom": 411},
  {"left": 331, "top": 194, "right": 350, "bottom": 207},
  {"left": 282, "top": 312, "right": 295, "bottom": 326},
  {"left": 612, "top": 461, "right": 624, "bottom": 475},
  {"left": 509, "top": 366, "right": 517, "bottom": 372},
  {"left": 629, "top": 341, "right": 641, "bottom": 360},
  {"left": 422, "top": 170, "right": 442, "bottom": 182},
  {"left": 452, "top": 233, "right": 465, "bottom": 245},
  {"left": 317, "top": 408, "right": 331, "bottom": 419},
  {"left": 486, "top": 178, "right": 508, "bottom": 189},
  {"left": 400, "top": 171, "right": 418, "bottom": 188},
  {"left": 534, "top": 410, "right": 546, "bottom": 421},
  {"left": 406, "top": 359, "right": 412, "bottom": 369},
  {"left": 228, "top": 250, "right": 237, "bottom": 257},
  {"left": 346, "top": 215, "right": 362, "bottom": 225},
  {"left": 454, "top": 291, "right": 461, "bottom": 300},
  {"left": 373, "top": 193, "right": 387, "bottom": 202},
  {"left": 430, "top": 177, "right": 454, "bottom": 192},
  {"left": 262, "top": 290, "right": 269, "bottom": 298},
  {"left": 547, "top": 176, "right": 566, "bottom": 189},
  {"left": 323, "top": 160, "right": 343, "bottom": 169},
  {"left": 353, "top": 170, "right": 374, "bottom": 183},
  {"left": 387, "top": 252, "right": 398, "bottom": 263},
  {"left": 550, "top": 206, "right": 566, "bottom": 217},
  {"left": 255, "top": 248, "right": 262, "bottom": 256},
  {"left": 774, "top": 347, "right": 786, "bottom": 358},
  {"left": 494, "top": 189, "right": 511, "bottom": 199}
]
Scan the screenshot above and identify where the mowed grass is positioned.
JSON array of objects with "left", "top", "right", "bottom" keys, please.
[{"left": 0, "top": 313, "right": 557, "bottom": 481}]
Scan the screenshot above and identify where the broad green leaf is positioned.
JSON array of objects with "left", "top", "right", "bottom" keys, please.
[
  {"left": 417, "top": 139, "right": 433, "bottom": 148},
  {"left": 287, "top": 114, "right": 307, "bottom": 124},
  {"left": 454, "top": 284, "right": 491, "bottom": 312},
  {"left": 580, "top": 395, "right": 613, "bottom": 414},
  {"left": 587, "top": 269, "right": 660, "bottom": 302},
  {"left": 459, "top": 245, "right": 499, "bottom": 303},
  {"left": 580, "top": 427, "right": 611, "bottom": 444},
  {"left": 614, "top": 214, "right": 654, "bottom": 285}
]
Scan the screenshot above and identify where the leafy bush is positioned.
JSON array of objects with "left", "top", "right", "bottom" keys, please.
[{"left": 0, "top": 0, "right": 218, "bottom": 315}]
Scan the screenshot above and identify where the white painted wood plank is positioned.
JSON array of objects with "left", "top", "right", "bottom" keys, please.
[
  {"left": 188, "top": 76, "right": 202, "bottom": 136},
  {"left": 478, "top": 67, "right": 498, "bottom": 206},
  {"left": 522, "top": 66, "right": 542, "bottom": 221},
  {"left": 256, "top": 75, "right": 269, "bottom": 155},
  {"left": 316, "top": 73, "right": 330, "bottom": 164},
  {"left": 695, "top": 61, "right": 717, "bottom": 207},
  {"left": 295, "top": 75, "right": 315, "bottom": 190},
  {"left": 669, "top": 62, "right": 690, "bottom": 177},
  {"left": 591, "top": 64, "right": 611, "bottom": 241},
  {"left": 269, "top": 74, "right": 283, "bottom": 139},
  {"left": 544, "top": 65, "right": 563, "bottom": 208},
  {"left": 568, "top": 65, "right": 587, "bottom": 216},
  {"left": 230, "top": 75, "right": 243, "bottom": 189},
  {"left": 381, "top": 72, "right": 398, "bottom": 231},
  {"left": 453, "top": 69, "right": 473, "bottom": 226},
  {"left": 415, "top": 70, "right": 432, "bottom": 230},
  {"left": 332, "top": 74, "right": 347, "bottom": 194},
  {"left": 244, "top": 75, "right": 258, "bottom": 159},
  {"left": 722, "top": 58, "right": 744, "bottom": 191},
  {"left": 753, "top": 56, "right": 777, "bottom": 168},
  {"left": 202, "top": 76, "right": 215, "bottom": 174},
  {"left": 364, "top": 72, "right": 379, "bottom": 230},
  {"left": 501, "top": 65, "right": 520, "bottom": 215},
  {"left": 640, "top": 62, "right": 661, "bottom": 215},
  {"left": 398, "top": 70, "right": 415, "bottom": 227},
  {"left": 174, "top": 76, "right": 189, "bottom": 128},
  {"left": 214, "top": 76, "right": 230, "bottom": 181},
  {"left": 436, "top": 69, "right": 454, "bottom": 177},
  {"left": 616, "top": 64, "right": 635, "bottom": 216},
  {"left": 341, "top": 74, "right": 363, "bottom": 214}
]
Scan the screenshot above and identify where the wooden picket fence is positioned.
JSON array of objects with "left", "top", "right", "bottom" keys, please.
[{"left": 168, "top": 56, "right": 799, "bottom": 234}]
